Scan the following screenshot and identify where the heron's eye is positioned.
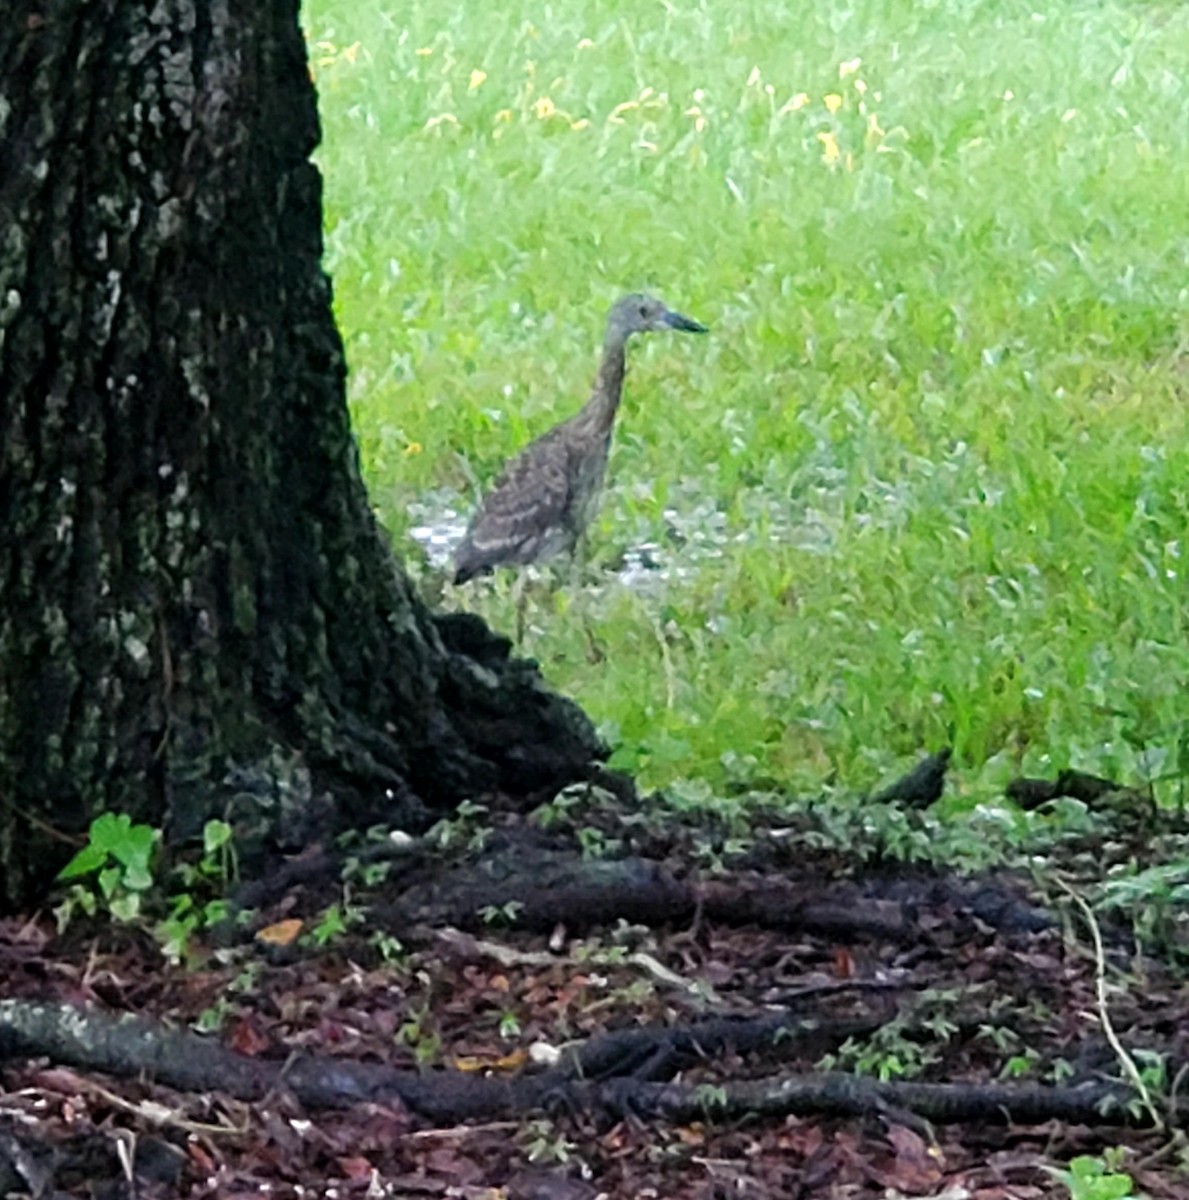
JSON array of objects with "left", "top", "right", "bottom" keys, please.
[{"left": 638, "top": 305, "right": 649, "bottom": 318}]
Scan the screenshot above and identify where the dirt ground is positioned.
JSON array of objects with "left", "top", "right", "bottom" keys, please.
[{"left": 3, "top": 779, "right": 1188, "bottom": 1199}]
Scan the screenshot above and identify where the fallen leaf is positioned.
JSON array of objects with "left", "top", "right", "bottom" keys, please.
[{"left": 256, "top": 918, "right": 303, "bottom": 946}]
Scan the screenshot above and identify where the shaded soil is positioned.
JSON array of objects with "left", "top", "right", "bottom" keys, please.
[{"left": 3, "top": 772, "right": 1189, "bottom": 1199}]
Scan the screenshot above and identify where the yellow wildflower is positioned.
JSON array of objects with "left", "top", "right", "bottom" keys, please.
[
  {"left": 780, "top": 92, "right": 810, "bottom": 114},
  {"left": 532, "top": 95, "right": 556, "bottom": 119},
  {"left": 415, "top": 46, "right": 433, "bottom": 57},
  {"left": 823, "top": 93, "right": 843, "bottom": 114},
  {"left": 403, "top": 442, "right": 423, "bottom": 457},
  {"left": 492, "top": 109, "right": 514, "bottom": 140},
  {"left": 838, "top": 57, "right": 862, "bottom": 78},
  {"left": 817, "top": 130, "right": 841, "bottom": 164},
  {"left": 469, "top": 69, "right": 487, "bottom": 91}
]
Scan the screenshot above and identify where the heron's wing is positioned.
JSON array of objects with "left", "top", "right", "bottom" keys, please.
[{"left": 455, "top": 432, "right": 575, "bottom": 575}]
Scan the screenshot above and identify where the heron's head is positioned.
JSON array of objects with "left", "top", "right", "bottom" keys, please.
[{"left": 606, "top": 293, "right": 708, "bottom": 341}]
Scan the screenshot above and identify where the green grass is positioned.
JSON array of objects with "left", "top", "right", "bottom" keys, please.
[{"left": 304, "top": 0, "right": 1189, "bottom": 805}]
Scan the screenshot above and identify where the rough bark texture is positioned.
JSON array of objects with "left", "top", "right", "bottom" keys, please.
[
  {"left": 0, "top": 0, "right": 602, "bottom": 909},
  {"left": 0, "top": 998, "right": 1165, "bottom": 1130}
]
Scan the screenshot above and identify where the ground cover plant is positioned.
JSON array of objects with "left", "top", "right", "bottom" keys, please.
[
  {"left": 8, "top": 767, "right": 1189, "bottom": 1198},
  {"left": 308, "top": 0, "right": 1189, "bottom": 807}
]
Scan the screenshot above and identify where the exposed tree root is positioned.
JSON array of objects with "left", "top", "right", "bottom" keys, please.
[
  {"left": 601, "top": 1071, "right": 1163, "bottom": 1127},
  {"left": 0, "top": 998, "right": 1171, "bottom": 1131}
]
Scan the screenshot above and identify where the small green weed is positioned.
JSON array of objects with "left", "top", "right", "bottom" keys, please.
[
  {"left": 56, "top": 812, "right": 159, "bottom": 926},
  {"left": 398, "top": 1002, "right": 443, "bottom": 1066},
  {"left": 522, "top": 1119, "right": 580, "bottom": 1167},
  {"left": 821, "top": 1017, "right": 943, "bottom": 1082},
  {"left": 428, "top": 799, "right": 491, "bottom": 853},
  {"left": 307, "top": 902, "right": 356, "bottom": 947},
  {"left": 1050, "top": 1152, "right": 1140, "bottom": 1200},
  {"left": 56, "top": 816, "right": 247, "bottom": 964},
  {"left": 820, "top": 993, "right": 962, "bottom": 1081},
  {"left": 1098, "top": 862, "right": 1189, "bottom": 958},
  {"left": 369, "top": 930, "right": 407, "bottom": 966},
  {"left": 158, "top": 819, "right": 239, "bottom": 963},
  {"left": 479, "top": 900, "right": 524, "bottom": 927}
]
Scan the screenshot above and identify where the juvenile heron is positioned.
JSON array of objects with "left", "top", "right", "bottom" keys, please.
[{"left": 453, "top": 293, "right": 707, "bottom": 585}]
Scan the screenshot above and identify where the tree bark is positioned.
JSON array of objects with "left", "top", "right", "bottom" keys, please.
[
  {"left": 0, "top": 998, "right": 1164, "bottom": 1130},
  {"left": 0, "top": 0, "right": 601, "bottom": 910}
]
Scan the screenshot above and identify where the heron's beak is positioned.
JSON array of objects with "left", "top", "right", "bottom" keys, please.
[{"left": 663, "top": 309, "right": 708, "bottom": 333}]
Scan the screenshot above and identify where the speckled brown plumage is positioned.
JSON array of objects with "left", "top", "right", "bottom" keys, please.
[{"left": 453, "top": 294, "right": 707, "bottom": 584}]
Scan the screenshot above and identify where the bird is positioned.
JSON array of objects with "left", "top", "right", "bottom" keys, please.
[{"left": 452, "top": 293, "right": 708, "bottom": 585}]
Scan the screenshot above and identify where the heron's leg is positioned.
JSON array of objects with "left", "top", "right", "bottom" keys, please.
[
  {"left": 562, "top": 539, "right": 606, "bottom": 660},
  {"left": 512, "top": 570, "right": 529, "bottom": 643},
  {"left": 570, "top": 533, "right": 595, "bottom": 587}
]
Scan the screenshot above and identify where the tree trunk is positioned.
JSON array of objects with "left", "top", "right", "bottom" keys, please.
[{"left": 0, "top": 0, "right": 602, "bottom": 910}]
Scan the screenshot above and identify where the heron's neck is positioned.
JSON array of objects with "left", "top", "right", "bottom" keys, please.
[{"left": 580, "top": 335, "right": 628, "bottom": 434}]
